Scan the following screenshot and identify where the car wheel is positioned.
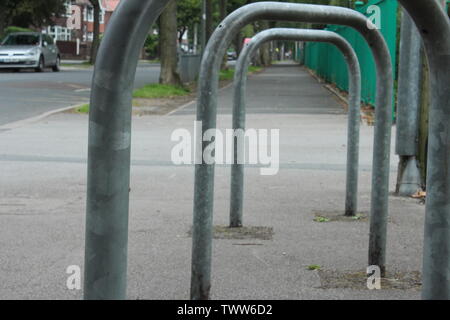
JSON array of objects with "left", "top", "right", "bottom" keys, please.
[
  {"left": 35, "top": 56, "right": 45, "bottom": 72},
  {"left": 52, "top": 56, "right": 61, "bottom": 72}
]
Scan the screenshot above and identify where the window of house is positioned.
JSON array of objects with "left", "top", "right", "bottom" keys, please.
[
  {"left": 87, "top": 6, "right": 94, "bottom": 22},
  {"left": 44, "top": 26, "right": 72, "bottom": 42},
  {"left": 85, "top": 6, "right": 105, "bottom": 24}
]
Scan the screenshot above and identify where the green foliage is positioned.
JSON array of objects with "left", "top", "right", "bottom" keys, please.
[
  {"left": 248, "top": 66, "right": 262, "bottom": 73},
  {"left": 307, "top": 264, "right": 321, "bottom": 270},
  {"left": 74, "top": 83, "right": 191, "bottom": 113},
  {"left": 351, "top": 214, "right": 365, "bottom": 221},
  {"left": 170, "top": 0, "right": 378, "bottom": 73},
  {"left": 219, "top": 68, "right": 235, "bottom": 81},
  {"left": 61, "top": 61, "right": 93, "bottom": 68},
  {"left": 3, "top": 26, "right": 33, "bottom": 34},
  {"left": 219, "top": 66, "right": 262, "bottom": 81},
  {"left": 176, "top": 0, "right": 204, "bottom": 49},
  {"left": 75, "top": 104, "right": 90, "bottom": 114},
  {"left": 241, "top": 25, "right": 254, "bottom": 38},
  {"left": 132, "top": 84, "right": 190, "bottom": 99},
  {"left": 0, "top": 0, "right": 66, "bottom": 32},
  {"left": 1, "top": 26, "right": 33, "bottom": 41},
  {"left": 173, "top": 0, "right": 356, "bottom": 55},
  {"left": 287, "top": 0, "right": 353, "bottom": 6},
  {"left": 314, "top": 216, "right": 330, "bottom": 223},
  {"left": 327, "top": 0, "right": 354, "bottom": 7},
  {"left": 178, "top": 0, "right": 201, "bottom": 33},
  {"left": 144, "top": 33, "right": 159, "bottom": 59},
  {"left": 227, "top": 0, "right": 250, "bottom": 13}
]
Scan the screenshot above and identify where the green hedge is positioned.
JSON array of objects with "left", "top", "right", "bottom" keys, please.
[{"left": 1, "top": 26, "right": 34, "bottom": 42}]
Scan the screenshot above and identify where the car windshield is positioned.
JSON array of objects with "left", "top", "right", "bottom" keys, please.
[{"left": 2, "top": 34, "right": 40, "bottom": 46}]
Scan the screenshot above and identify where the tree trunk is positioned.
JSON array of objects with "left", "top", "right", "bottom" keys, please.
[
  {"left": 159, "top": 0, "right": 182, "bottom": 86},
  {"left": 219, "top": 0, "right": 228, "bottom": 70},
  {"left": 259, "top": 20, "right": 271, "bottom": 66},
  {"left": 251, "top": 21, "right": 271, "bottom": 67},
  {"left": 233, "top": 32, "right": 243, "bottom": 57},
  {"left": 260, "top": 42, "right": 271, "bottom": 66},
  {"left": 219, "top": 0, "right": 227, "bottom": 23},
  {"left": 269, "top": 21, "right": 277, "bottom": 61},
  {"left": 205, "top": 0, "right": 213, "bottom": 43},
  {"left": 89, "top": 0, "right": 101, "bottom": 64}
]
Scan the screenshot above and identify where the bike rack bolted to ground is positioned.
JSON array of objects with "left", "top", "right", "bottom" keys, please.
[
  {"left": 192, "top": 1, "right": 393, "bottom": 300},
  {"left": 229, "top": 28, "right": 361, "bottom": 228},
  {"left": 84, "top": 0, "right": 450, "bottom": 300}
]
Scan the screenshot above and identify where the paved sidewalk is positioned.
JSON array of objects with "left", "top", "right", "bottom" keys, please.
[
  {"left": 0, "top": 62, "right": 424, "bottom": 299},
  {"left": 177, "top": 62, "right": 345, "bottom": 115}
]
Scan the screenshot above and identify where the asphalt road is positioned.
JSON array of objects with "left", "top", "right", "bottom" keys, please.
[{"left": 0, "top": 63, "right": 161, "bottom": 125}]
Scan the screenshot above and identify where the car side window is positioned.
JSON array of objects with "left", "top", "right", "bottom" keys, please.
[{"left": 45, "top": 35, "right": 54, "bottom": 45}]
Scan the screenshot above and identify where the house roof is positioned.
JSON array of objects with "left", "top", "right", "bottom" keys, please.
[
  {"left": 102, "top": 0, "right": 120, "bottom": 12},
  {"left": 74, "top": 0, "right": 120, "bottom": 12}
]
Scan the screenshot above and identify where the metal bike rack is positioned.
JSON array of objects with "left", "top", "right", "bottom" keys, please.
[
  {"left": 83, "top": 0, "right": 448, "bottom": 300},
  {"left": 395, "top": 9, "right": 422, "bottom": 196},
  {"left": 83, "top": 0, "right": 169, "bottom": 299},
  {"left": 192, "top": 1, "right": 393, "bottom": 299},
  {"left": 397, "top": 0, "right": 450, "bottom": 300},
  {"left": 229, "top": 28, "right": 361, "bottom": 228}
]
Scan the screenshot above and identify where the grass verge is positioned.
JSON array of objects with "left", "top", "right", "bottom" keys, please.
[
  {"left": 74, "top": 104, "right": 90, "bottom": 114},
  {"left": 133, "top": 83, "right": 190, "bottom": 99},
  {"left": 73, "top": 84, "right": 190, "bottom": 113},
  {"left": 219, "top": 66, "right": 262, "bottom": 81},
  {"left": 61, "top": 62, "right": 93, "bottom": 68},
  {"left": 73, "top": 66, "right": 264, "bottom": 114}
]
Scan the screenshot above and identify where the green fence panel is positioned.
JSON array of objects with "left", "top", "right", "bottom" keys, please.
[{"left": 303, "top": 0, "right": 398, "bottom": 107}]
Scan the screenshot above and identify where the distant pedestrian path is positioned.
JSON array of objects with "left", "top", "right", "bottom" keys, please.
[{"left": 174, "top": 61, "right": 345, "bottom": 116}]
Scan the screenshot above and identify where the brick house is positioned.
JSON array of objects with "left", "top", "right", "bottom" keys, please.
[{"left": 44, "top": 0, "right": 120, "bottom": 59}]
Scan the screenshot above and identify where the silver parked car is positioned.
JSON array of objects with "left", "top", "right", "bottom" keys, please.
[{"left": 0, "top": 32, "right": 60, "bottom": 72}]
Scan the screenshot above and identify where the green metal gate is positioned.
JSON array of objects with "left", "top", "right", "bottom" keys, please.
[{"left": 304, "top": 0, "right": 398, "bottom": 107}]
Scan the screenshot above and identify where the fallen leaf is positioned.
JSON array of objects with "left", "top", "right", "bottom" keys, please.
[{"left": 411, "top": 190, "right": 426, "bottom": 198}]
